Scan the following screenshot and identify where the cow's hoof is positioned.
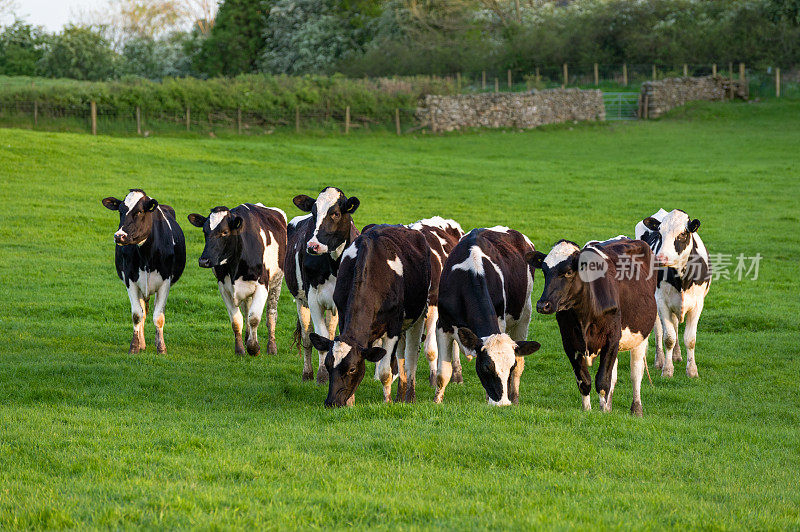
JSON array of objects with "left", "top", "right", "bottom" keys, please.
[
  {"left": 316, "top": 366, "right": 329, "bottom": 385},
  {"left": 267, "top": 340, "right": 278, "bottom": 355},
  {"left": 661, "top": 366, "right": 674, "bottom": 378},
  {"left": 404, "top": 385, "right": 416, "bottom": 404},
  {"left": 346, "top": 394, "right": 355, "bottom": 406},
  {"left": 654, "top": 355, "right": 665, "bottom": 369},
  {"left": 395, "top": 382, "right": 407, "bottom": 403},
  {"left": 687, "top": 365, "right": 699, "bottom": 378},
  {"left": 247, "top": 343, "right": 260, "bottom": 357},
  {"left": 428, "top": 371, "right": 436, "bottom": 388},
  {"left": 433, "top": 390, "right": 444, "bottom": 404},
  {"left": 302, "top": 368, "right": 314, "bottom": 381},
  {"left": 672, "top": 351, "right": 683, "bottom": 363},
  {"left": 630, "top": 401, "right": 643, "bottom": 417},
  {"left": 157, "top": 345, "right": 167, "bottom": 355},
  {"left": 452, "top": 370, "right": 464, "bottom": 384}
]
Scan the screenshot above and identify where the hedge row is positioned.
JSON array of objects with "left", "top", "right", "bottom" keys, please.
[{"left": 0, "top": 74, "right": 457, "bottom": 116}]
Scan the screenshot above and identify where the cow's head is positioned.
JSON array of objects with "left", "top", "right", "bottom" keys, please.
[
  {"left": 293, "top": 187, "right": 359, "bottom": 256},
  {"left": 530, "top": 241, "right": 619, "bottom": 317},
  {"left": 187, "top": 207, "right": 243, "bottom": 268},
  {"left": 456, "top": 329, "right": 540, "bottom": 406},
  {"left": 642, "top": 209, "right": 700, "bottom": 268},
  {"left": 309, "top": 333, "right": 385, "bottom": 407},
  {"left": 102, "top": 189, "right": 159, "bottom": 246}
]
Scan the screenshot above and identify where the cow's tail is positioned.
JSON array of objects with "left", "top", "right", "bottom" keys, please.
[
  {"left": 291, "top": 317, "right": 302, "bottom": 355},
  {"left": 645, "top": 359, "right": 653, "bottom": 387}
]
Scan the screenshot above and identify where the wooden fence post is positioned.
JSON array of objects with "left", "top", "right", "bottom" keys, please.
[
  {"left": 712, "top": 63, "right": 717, "bottom": 76},
  {"left": 563, "top": 63, "right": 568, "bottom": 87},
  {"left": 535, "top": 67, "right": 540, "bottom": 83},
  {"left": 186, "top": 106, "right": 190, "bottom": 131},
  {"left": 136, "top": 106, "right": 141, "bottom": 135},
  {"left": 482, "top": 71, "right": 486, "bottom": 90},
  {"left": 345, "top": 106, "right": 350, "bottom": 134},
  {"left": 237, "top": 107, "right": 242, "bottom": 134},
  {"left": 623, "top": 63, "right": 628, "bottom": 86},
  {"left": 776, "top": 68, "right": 781, "bottom": 98},
  {"left": 494, "top": 77, "right": 499, "bottom": 93},
  {"left": 683, "top": 63, "right": 688, "bottom": 77},
  {"left": 457, "top": 72, "right": 462, "bottom": 91},
  {"left": 652, "top": 64, "right": 657, "bottom": 80},
  {"left": 594, "top": 63, "right": 599, "bottom": 86},
  {"left": 295, "top": 107, "right": 300, "bottom": 133},
  {"left": 739, "top": 62, "right": 745, "bottom": 80},
  {"left": 728, "top": 62, "right": 733, "bottom": 79},
  {"left": 643, "top": 94, "right": 649, "bottom": 119},
  {"left": 33, "top": 100, "right": 38, "bottom": 127},
  {"left": 507, "top": 69, "right": 512, "bottom": 88},
  {"left": 395, "top": 108, "right": 401, "bottom": 135},
  {"left": 90, "top": 101, "right": 97, "bottom": 135}
]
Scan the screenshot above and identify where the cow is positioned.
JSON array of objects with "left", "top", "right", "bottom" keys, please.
[
  {"left": 529, "top": 237, "right": 657, "bottom": 416},
  {"left": 285, "top": 187, "right": 360, "bottom": 384},
  {"left": 435, "top": 227, "right": 541, "bottom": 406},
  {"left": 187, "top": 203, "right": 286, "bottom": 356},
  {"left": 406, "top": 216, "right": 465, "bottom": 387},
  {"left": 102, "top": 189, "right": 186, "bottom": 354},
  {"left": 635, "top": 209, "right": 711, "bottom": 378},
  {"left": 308, "top": 225, "right": 431, "bottom": 407}
]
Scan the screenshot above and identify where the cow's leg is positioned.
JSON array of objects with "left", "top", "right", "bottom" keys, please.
[
  {"left": 151, "top": 280, "right": 171, "bottom": 354},
  {"left": 245, "top": 284, "right": 268, "bottom": 356},
  {"left": 127, "top": 283, "right": 146, "bottom": 354},
  {"left": 661, "top": 309, "right": 679, "bottom": 378},
  {"left": 507, "top": 317, "right": 532, "bottom": 405},
  {"left": 653, "top": 313, "right": 665, "bottom": 369},
  {"left": 140, "top": 296, "right": 149, "bottom": 349},
  {"left": 556, "top": 311, "right": 590, "bottom": 410},
  {"left": 309, "top": 299, "right": 331, "bottom": 384},
  {"left": 606, "top": 357, "right": 619, "bottom": 410},
  {"left": 297, "top": 302, "right": 314, "bottom": 380},
  {"left": 596, "top": 343, "right": 619, "bottom": 413},
  {"left": 219, "top": 282, "right": 245, "bottom": 355},
  {"left": 630, "top": 339, "right": 648, "bottom": 417},
  {"left": 401, "top": 316, "right": 426, "bottom": 403},
  {"left": 326, "top": 308, "right": 338, "bottom": 340},
  {"left": 451, "top": 340, "right": 464, "bottom": 384},
  {"left": 377, "top": 336, "right": 399, "bottom": 402},
  {"left": 265, "top": 272, "right": 283, "bottom": 355},
  {"left": 395, "top": 334, "right": 407, "bottom": 403},
  {"left": 684, "top": 301, "right": 703, "bottom": 378},
  {"left": 434, "top": 328, "right": 454, "bottom": 403},
  {"left": 423, "top": 305, "right": 439, "bottom": 387}
]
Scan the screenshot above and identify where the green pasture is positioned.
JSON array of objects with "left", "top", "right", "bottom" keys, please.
[{"left": 0, "top": 100, "right": 798, "bottom": 529}]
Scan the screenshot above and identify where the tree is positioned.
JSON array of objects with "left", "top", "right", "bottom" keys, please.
[
  {"left": 195, "top": 0, "right": 270, "bottom": 76},
  {"left": 0, "top": 20, "right": 46, "bottom": 76},
  {"left": 38, "top": 25, "right": 119, "bottom": 80}
]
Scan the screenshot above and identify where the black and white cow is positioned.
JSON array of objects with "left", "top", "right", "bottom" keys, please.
[
  {"left": 285, "top": 187, "right": 360, "bottom": 383},
  {"left": 435, "top": 227, "right": 541, "bottom": 406},
  {"left": 309, "top": 225, "right": 431, "bottom": 406},
  {"left": 188, "top": 204, "right": 286, "bottom": 356},
  {"left": 635, "top": 209, "right": 711, "bottom": 378},
  {"left": 530, "top": 237, "right": 657, "bottom": 416},
  {"left": 102, "top": 189, "right": 186, "bottom": 354},
  {"left": 406, "top": 217, "right": 465, "bottom": 387}
]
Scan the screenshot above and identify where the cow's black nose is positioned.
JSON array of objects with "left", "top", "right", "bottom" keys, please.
[
  {"left": 198, "top": 257, "right": 211, "bottom": 268},
  {"left": 537, "top": 300, "right": 553, "bottom": 314},
  {"left": 114, "top": 234, "right": 125, "bottom": 244}
]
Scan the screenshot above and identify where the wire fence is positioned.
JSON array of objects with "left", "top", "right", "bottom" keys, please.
[{"left": 0, "top": 64, "right": 797, "bottom": 137}]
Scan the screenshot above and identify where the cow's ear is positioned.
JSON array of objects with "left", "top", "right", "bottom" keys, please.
[
  {"left": 588, "top": 275, "right": 619, "bottom": 315},
  {"left": 344, "top": 196, "right": 360, "bottom": 214},
  {"left": 144, "top": 198, "right": 158, "bottom": 212},
  {"left": 229, "top": 216, "right": 243, "bottom": 231},
  {"left": 309, "top": 333, "right": 333, "bottom": 352},
  {"left": 643, "top": 217, "right": 661, "bottom": 231},
  {"left": 187, "top": 213, "right": 206, "bottom": 228},
  {"left": 102, "top": 197, "right": 121, "bottom": 210},
  {"left": 526, "top": 250, "right": 547, "bottom": 269},
  {"left": 363, "top": 346, "right": 386, "bottom": 363},
  {"left": 688, "top": 219, "right": 701, "bottom": 233},
  {"left": 293, "top": 195, "right": 315, "bottom": 212},
  {"left": 457, "top": 328, "right": 482, "bottom": 352},
  {"left": 514, "top": 340, "right": 541, "bottom": 356}
]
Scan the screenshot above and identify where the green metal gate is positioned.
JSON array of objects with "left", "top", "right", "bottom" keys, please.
[{"left": 603, "top": 92, "right": 640, "bottom": 121}]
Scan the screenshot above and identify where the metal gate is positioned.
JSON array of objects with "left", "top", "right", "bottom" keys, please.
[{"left": 603, "top": 92, "right": 640, "bottom": 120}]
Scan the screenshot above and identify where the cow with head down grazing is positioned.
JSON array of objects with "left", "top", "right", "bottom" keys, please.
[
  {"left": 188, "top": 203, "right": 286, "bottom": 357},
  {"left": 285, "top": 187, "right": 360, "bottom": 384},
  {"left": 102, "top": 189, "right": 186, "bottom": 354},
  {"left": 636, "top": 209, "right": 711, "bottom": 378},
  {"left": 530, "top": 237, "right": 656, "bottom": 416}
]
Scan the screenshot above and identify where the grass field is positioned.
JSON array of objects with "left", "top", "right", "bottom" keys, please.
[{"left": 1, "top": 99, "right": 799, "bottom": 529}]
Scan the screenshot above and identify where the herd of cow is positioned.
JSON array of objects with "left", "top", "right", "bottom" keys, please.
[{"left": 102, "top": 187, "right": 712, "bottom": 415}]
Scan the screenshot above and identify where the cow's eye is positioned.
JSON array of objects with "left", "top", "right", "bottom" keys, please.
[
  {"left": 347, "top": 365, "right": 358, "bottom": 375},
  {"left": 220, "top": 231, "right": 229, "bottom": 237},
  {"left": 563, "top": 270, "right": 575, "bottom": 278}
]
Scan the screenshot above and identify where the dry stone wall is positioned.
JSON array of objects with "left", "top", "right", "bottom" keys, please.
[
  {"left": 641, "top": 76, "right": 747, "bottom": 118},
  {"left": 417, "top": 89, "right": 605, "bottom": 132}
]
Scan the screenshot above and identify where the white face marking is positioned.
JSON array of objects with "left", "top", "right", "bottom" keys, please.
[
  {"left": 544, "top": 241, "right": 580, "bottom": 268},
  {"left": 114, "top": 229, "right": 127, "bottom": 238},
  {"left": 209, "top": 211, "right": 228, "bottom": 230},
  {"left": 123, "top": 191, "right": 144, "bottom": 211},
  {"left": 387, "top": 255, "right": 403, "bottom": 276},
  {"left": 289, "top": 213, "right": 312, "bottom": 227},
  {"left": 331, "top": 341, "right": 352, "bottom": 368},
  {"left": 309, "top": 187, "right": 342, "bottom": 247},
  {"left": 482, "top": 333, "right": 517, "bottom": 405},
  {"left": 342, "top": 242, "right": 358, "bottom": 261}
]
